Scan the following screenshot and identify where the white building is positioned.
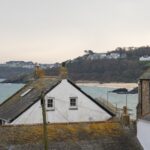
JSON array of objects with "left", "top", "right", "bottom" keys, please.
[
  {"left": 137, "top": 117, "right": 150, "bottom": 150},
  {"left": 107, "top": 53, "right": 120, "bottom": 59},
  {"left": 139, "top": 56, "right": 150, "bottom": 61},
  {"left": 87, "top": 53, "right": 107, "bottom": 60},
  {"left": 0, "top": 77, "right": 114, "bottom": 125}
]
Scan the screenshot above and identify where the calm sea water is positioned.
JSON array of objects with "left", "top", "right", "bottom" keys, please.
[
  {"left": 80, "top": 85, "right": 138, "bottom": 119},
  {"left": 0, "top": 79, "right": 24, "bottom": 104},
  {"left": 0, "top": 79, "right": 138, "bottom": 119}
]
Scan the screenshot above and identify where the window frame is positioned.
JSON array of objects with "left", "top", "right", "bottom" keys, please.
[
  {"left": 69, "top": 97, "right": 78, "bottom": 110},
  {"left": 46, "top": 97, "right": 55, "bottom": 111}
]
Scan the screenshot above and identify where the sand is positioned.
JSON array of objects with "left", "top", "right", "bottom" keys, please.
[{"left": 77, "top": 82, "right": 138, "bottom": 89}]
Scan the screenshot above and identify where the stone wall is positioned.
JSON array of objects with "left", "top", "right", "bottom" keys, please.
[{"left": 138, "top": 80, "right": 150, "bottom": 117}]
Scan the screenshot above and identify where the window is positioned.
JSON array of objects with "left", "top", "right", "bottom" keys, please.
[
  {"left": 47, "top": 98, "right": 54, "bottom": 110},
  {"left": 70, "top": 97, "right": 78, "bottom": 109}
]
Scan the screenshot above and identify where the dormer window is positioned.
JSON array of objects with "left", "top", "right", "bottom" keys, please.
[
  {"left": 69, "top": 97, "right": 78, "bottom": 109},
  {"left": 47, "top": 98, "right": 55, "bottom": 110}
]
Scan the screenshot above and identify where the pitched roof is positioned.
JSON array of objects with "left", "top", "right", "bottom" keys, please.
[
  {"left": 0, "top": 77, "right": 114, "bottom": 123},
  {"left": 0, "top": 77, "right": 61, "bottom": 122},
  {"left": 140, "top": 68, "right": 150, "bottom": 79}
]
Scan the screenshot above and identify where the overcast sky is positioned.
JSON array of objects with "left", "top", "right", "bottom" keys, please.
[{"left": 0, "top": 0, "right": 150, "bottom": 63}]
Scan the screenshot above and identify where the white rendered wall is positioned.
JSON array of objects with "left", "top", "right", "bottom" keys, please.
[
  {"left": 137, "top": 119, "right": 150, "bottom": 150},
  {"left": 11, "top": 101, "right": 43, "bottom": 124},
  {"left": 11, "top": 79, "right": 111, "bottom": 124}
]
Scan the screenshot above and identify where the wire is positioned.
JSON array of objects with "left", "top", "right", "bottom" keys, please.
[{"left": 54, "top": 97, "right": 106, "bottom": 114}]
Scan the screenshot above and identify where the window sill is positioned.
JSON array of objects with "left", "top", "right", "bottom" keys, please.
[
  {"left": 69, "top": 107, "right": 78, "bottom": 110},
  {"left": 46, "top": 109, "right": 55, "bottom": 111}
]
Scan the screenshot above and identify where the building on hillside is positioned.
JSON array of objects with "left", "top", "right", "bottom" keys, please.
[
  {"left": 137, "top": 69, "right": 150, "bottom": 150},
  {"left": 0, "top": 77, "right": 115, "bottom": 125},
  {"left": 139, "top": 56, "right": 150, "bottom": 61},
  {"left": 107, "top": 53, "right": 120, "bottom": 59},
  {"left": 87, "top": 53, "right": 107, "bottom": 60},
  {"left": 6, "top": 61, "right": 35, "bottom": 68}
]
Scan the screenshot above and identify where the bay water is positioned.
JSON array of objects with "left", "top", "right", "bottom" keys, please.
[{"left": 0, "top": 79, "right": 24, "bottom": 104}]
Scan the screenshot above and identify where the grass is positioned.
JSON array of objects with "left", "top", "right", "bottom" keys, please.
[{"left": 0, "top": 122, "right": 122, "bottom": 145}]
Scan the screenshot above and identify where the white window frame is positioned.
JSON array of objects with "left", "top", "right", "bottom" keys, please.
[
  {"left": 69, "top": 97, "right": 78, "bottom": 110},
  {"left": 46, "top": 97, "right": 55, "bottom": 111}
]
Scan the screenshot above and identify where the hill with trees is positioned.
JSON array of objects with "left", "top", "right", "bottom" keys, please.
[
  {"left": 46, "top": 46, "right": 150, "bottom": 83},
  {"left": 1, "top": 46, "right": 150, "bottom": 83}
]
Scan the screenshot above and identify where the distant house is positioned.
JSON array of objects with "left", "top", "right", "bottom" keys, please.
[
  {"left": 6, "top": 61, "right": 35, "bottom": 68},
  {"left": 87, "top": 53, "right": 107, "bottom": 60},
  {"left": 137, "top": 69, "right": 150, "bottom": 150},
  {"left": 139, "top": 56, "right": 150, "bottom": 61},
  {"left": 0, "top": 77, "right": 114, "bottom": 125},
  {"left": 107, "top": 53, "right": 120, "bottom": 59}
]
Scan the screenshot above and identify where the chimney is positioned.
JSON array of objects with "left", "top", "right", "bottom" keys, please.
[
  {"left": 59, "top": 62, "right": 68, "bottom": 79},
  {"left": 35, "top": 63, "right": 45, "bottom": 78}
]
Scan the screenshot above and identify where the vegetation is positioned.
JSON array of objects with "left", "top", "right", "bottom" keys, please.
[
  {"left": 1, "top": 46, "right": 150, "bottom": 83},
  {"left": 0, "top": 122, "right": 121, "bottom": 145},
  {"left": 0, "top": 66, "right": 33, "bottom": 80}
]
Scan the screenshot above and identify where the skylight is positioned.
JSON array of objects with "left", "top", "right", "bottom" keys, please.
[{"left": 20, "top": 88, "right": 33, "bottom": 97}]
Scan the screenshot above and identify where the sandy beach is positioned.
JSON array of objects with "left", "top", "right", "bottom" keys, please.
[{"left": 77, "top": 82, "right": 138, "bottom": 89}]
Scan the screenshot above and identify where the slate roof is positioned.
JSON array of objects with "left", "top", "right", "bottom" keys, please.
[
  {"left": 0, "top": 77, "right": 115, "bottom": 123},
  {"left": 0, "top": 77, "right": 61, "bottom": 122},
  {"left": 140, "top": 69, "right": 150, "bottom": 79}
]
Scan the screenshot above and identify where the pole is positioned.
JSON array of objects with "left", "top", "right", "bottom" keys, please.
[
  {"left": 125, "top": 93, "right": 128, "bottom": 108},
  {"left": 116, "top": 103, "right": 117, "bottom": 112},
  {"left": 41, "top": 92, "right": 48, "bottom": 150},
  {"left": 107, "top": 90, "right": 109, "bottom": 106}
]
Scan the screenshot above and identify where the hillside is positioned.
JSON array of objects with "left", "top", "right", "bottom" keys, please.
[
  {"left": 46, "top": 46, "right": 150, "bottom": 83},
  {"left": 0, "top": 66, "right": 33, "bottom": 82},
  {"left": 1, "top": 46, "right": 150, "bottom": 83}
]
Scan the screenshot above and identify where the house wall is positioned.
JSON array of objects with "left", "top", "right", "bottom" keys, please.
[
  {"left": 11, "top": 79, "right": 111, "bottom": 125},
  {"left": 137, "top": 119, "right": 150, "bottom": 150}
]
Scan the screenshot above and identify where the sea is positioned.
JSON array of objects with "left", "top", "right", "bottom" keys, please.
[
  {"left": 0, "top": 79, "right": 24, "bottom": 104},
  {"left": 0, "top": 79, "right": 138, "bottom": 119}
]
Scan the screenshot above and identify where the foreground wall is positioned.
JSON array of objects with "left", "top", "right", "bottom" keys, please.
[{"left": 137, "top": 119, "right": 150, "bottom": 150}]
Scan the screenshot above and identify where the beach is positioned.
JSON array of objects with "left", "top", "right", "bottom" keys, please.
[{"left": 77, "top": 82, "right": 138, "bottom": 89}]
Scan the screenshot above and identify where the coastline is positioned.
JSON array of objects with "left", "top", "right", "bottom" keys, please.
[{"left": 76, "top": 82, "right": 138, "bottom": 89}]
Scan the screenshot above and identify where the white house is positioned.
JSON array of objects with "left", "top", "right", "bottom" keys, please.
[
  {"left": 139, "top": 56, "right": 150, "bottom": 61},
  {"left": 107, "top": 53, "right": 120, "bottom": 59},
  {"left": 137, "top": 117, "right": 150, "bottom": 150},
  {"left": 0, "top": 77, "right": 114, "bottom": 125},
  {"left": 87, "top": 53, "right": 107, "bottom": 60}
]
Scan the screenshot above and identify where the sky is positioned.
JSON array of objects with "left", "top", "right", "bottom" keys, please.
[{"left": 0, "top": 0, "right": 150, "bottom": 63}]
